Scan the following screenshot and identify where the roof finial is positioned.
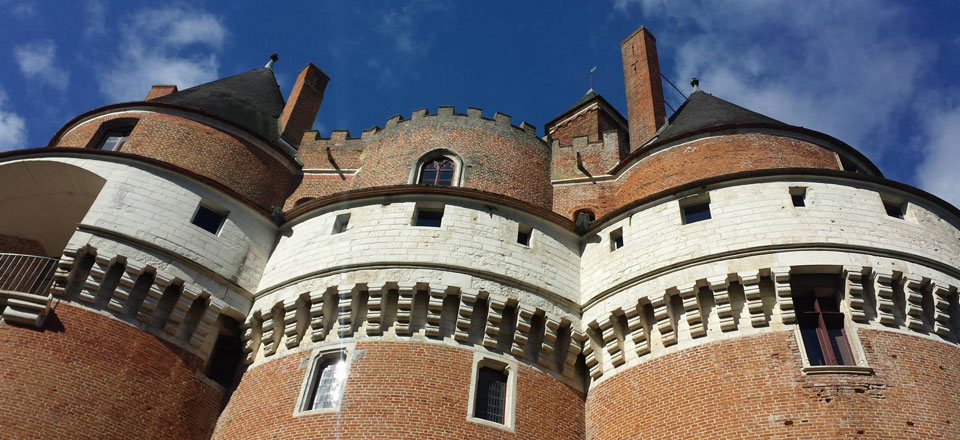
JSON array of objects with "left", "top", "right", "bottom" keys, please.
[
  {"left": 265, "top": 53, "right": 279, "bottom": 69},
  {"left": 690, "top": 77, "right": 700, "bottom": 92}
]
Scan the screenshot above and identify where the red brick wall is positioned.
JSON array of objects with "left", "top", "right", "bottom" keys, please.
[
  {"left": 348, "top": 113, "right": 554, "bottom": 210},
  {"left": 213, "top": 341, "right": 585, "bottom": 439},
  {"left": 0, "top": 233, "right": 46, "bottom": 255},
  {"left": 554, "top": 133, "right": 841, "bottom": 219},
  {"left": 0, "top": 303, "right": 222, "bottom": 440},
  {"left": 53, "top": 111, "right": 300, "bottom": 210},
  {"left": 586, "top": 329, "right": 960, "bottom": 440}
]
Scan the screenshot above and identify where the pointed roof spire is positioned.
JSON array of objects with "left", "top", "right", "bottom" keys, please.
[{"left": 265, "top": 53, "right": 279, "bottom": 69}]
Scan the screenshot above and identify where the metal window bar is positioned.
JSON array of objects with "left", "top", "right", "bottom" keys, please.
[{"left": 0, "top": 253, "right": 59, "bottom": 295}]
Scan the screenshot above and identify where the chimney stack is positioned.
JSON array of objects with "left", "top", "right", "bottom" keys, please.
[
  {"left": 145, "top": 85, "right": 178, "bottom": 100},
  {"left": 279, "top": 63, "right": 330, "bottom": 147},
  {"left": 621, "top": 26, "right": 666, "bottom": 151}
]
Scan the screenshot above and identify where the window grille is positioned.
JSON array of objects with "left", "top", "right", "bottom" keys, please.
[{"left": 474, "top": 367, "right": 507, "bottom": 424}]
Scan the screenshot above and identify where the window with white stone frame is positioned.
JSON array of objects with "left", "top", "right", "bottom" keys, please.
[
  {"left": 294, "top": 347, "right": 352, "bottom": 415},
  {"left": 467, "top": 353, "right": 517, "bottom": 431},
  {"left": 790, "top": 273, "right": 872, "bottom": 375}
]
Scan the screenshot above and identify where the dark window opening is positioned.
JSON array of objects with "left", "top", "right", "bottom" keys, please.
[
  {"left": 517, "top": 223, "right": 532, "bottom": 246},
  {"left": 97, "top": 127, "right": 132, "bottom": 151},
  {"left": 332, "top": 213, "right": 350, "bottom": 234},
  {"left": 681, "top": 201, "right": 711, "bottom": 224},
  {"left": 790, "top": 187, "right": 807, "bottom": 207},
  {"left": 883, "top": 200, "right": 904, "bottom": 219},
  {"left": 839, "top": 156, "right": 861, "bottom": 173},
  {"left": 474, "top": 366, "right": 507, "bottom": 424},
  {"left": 793, "top": 275, "right": 855, "bottom": 366},
  {"left": 610, "top": 227, "right": 624, "bottom": 251},
  {"left": 414, "top": 206, "right": 444, "bottom": 227},
  {"left": 418, "top": 157, "right": 456, "bottom": 186},
  {"left": 206, "top": 316, "right": 245, "bottom": 410},
  {"left": 192, "top": 204, "right": 227, "bottom": 234}
]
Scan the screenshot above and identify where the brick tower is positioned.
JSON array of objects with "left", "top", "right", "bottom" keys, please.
[{"left": 1, "top": 26, "right": 958, "bottom": 440}]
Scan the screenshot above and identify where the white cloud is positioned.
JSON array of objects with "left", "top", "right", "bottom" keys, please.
[
  {"left": 0, "top": 87, "right": 27, "bottom": 150},
  {"left": 83, "top": 0, "right": 106, "bottom": 38},
  {"left": 915, "top": 102, "right": 960, "bottom": 208},
  {"left": 616, "top": 0, "right": 934, "bottom": 164},
  {"left": 14, "top": 40, "right": 70, "bottom": 91},
  {"left": 97, "top": 6, "right": 227, "bottom": 102},
  {"left": 378, "top": 3, "right": 449, "bottom": 55}
]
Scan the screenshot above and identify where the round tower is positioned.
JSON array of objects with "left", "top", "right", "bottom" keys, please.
[{"left": 0, "top": 26, "right": 958, "bottom": 440}]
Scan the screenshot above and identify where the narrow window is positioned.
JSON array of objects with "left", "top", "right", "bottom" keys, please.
[
  {"left": 332, "top": 213, "right": 350, "bottom": 234},
  {"left": 793, "top": 275, "right": 855, "bottom": 366},
  {"left": 517, "top": 223, "right": 532, "bottom": 246},
  {"left": 413, "top": 204, "right": 444, "bottom": 227},
  {"left": 97, "top": 127, "right": 133, "bottom": 151},
  {"left": 790, "top": 187, "right": 806, "bottom": 207},
  {"left": 418, "top": 157, "right": 456, "bottom": 186},
  {"left": 680, "top": 195, "right": 711, "bottom": 224},
  {"left": 306, "top": 356, "right": 348, "bottom": 411},
  {"left": 474, "top": 367, "right": 508, "bottom": 424},
  {"left": 610, "top": 227, "right": 624, "bottom": 251},
  {"left": 883, "top": 200, "right": 905, "bottom": 219},
  {"left": 191, "top": 204, "right": 227, "bottom": 235}
]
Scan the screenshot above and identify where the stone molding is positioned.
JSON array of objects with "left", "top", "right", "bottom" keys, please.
[{"left": 244, "top": 281, "right": 585, "bottom": 389}]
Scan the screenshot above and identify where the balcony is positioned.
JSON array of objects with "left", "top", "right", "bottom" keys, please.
[{"left": 0, "top": 253, "right": 57, "bottom": 327}]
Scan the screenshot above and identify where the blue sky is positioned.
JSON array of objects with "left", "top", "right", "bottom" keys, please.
[{"left": 1, "top": 1, "right": 958, "bottom": 206}]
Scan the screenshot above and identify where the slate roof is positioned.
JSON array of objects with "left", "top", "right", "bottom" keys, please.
[
  {"left": 656, "top": 90, "right": 790, "bottom": 141},
  {"left": 152, "top": 67, "right": 286, "bottom": 141}
]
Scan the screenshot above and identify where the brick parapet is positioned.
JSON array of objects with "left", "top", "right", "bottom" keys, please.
[{"left": 291, "top": 106, "right": 554, "bottom": 210}]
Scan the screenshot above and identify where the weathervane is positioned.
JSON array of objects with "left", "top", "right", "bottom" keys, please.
[{"left": 588, "top": 66, "right": 597, "bottom": 91}]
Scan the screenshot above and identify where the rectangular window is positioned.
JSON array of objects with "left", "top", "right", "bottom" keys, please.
[
  {"left": 191, "top": 204, "right": 227, "bottom": 235},
  {"left": 332, "top": 213, "right": 350, "bottom": 234},
  {"left": 609, "top": 227, "right": 624, "bottom": 251},
  {"left": 790, "top": 187, "right": 806, "bottom": 207},
  {"left": 305, "top": 355, "right": 349, "bottom": 411},
  {"left": 413, "top": 204, "right": 444, "bottom": 227},
  {"left": 98, "top": 128, "right": 132, "bottom": 151},
  {"left": 517, "top": 223, "right": 532, "bottom": 246},
  {"left": 680, "top": 195, "right": 711, "bottom": 224},
  {"left": 474, "top": 367, "right": 507, "bottom": 424},
  {"left": 793, "top": 275, "right": 855, "bottom": 366}
]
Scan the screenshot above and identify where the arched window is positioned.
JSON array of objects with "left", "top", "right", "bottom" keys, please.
[
  {"left": 418, "top": 157, "right": 456, "bottom": 186},
  {"left": 411, "top": 149, "right": 463, "bottom": 187}
]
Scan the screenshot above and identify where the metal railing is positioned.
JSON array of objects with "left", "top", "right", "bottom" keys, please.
[{"left": 0, "top": 253, "right": 59, "bottom": 296}]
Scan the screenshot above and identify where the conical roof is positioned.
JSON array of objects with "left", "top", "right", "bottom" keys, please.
[
  {"left": 153, "top": 67, "right": 286, "bottom": 141},
  {"left": 657, "top": 90, "right": 789, "bottom": 141}
]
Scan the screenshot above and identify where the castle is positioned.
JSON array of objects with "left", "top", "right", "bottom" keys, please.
[{"left": 1, "top": 25, "right": 959, "bottom": 439}]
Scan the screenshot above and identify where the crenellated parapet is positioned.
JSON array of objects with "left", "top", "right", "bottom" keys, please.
[{"left": 243, "top": 280, "right": 586, "bottom": 389}]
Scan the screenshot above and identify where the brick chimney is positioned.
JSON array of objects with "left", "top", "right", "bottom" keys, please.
[
  {"left": 279, "top": 63, "right": 330, "bottom": 147},
  {"left": 621, "top": 26, "right": 666, "bottom": 151},
  {"left": 145, "top": 85, "right": 178, "bottom": 100}
]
